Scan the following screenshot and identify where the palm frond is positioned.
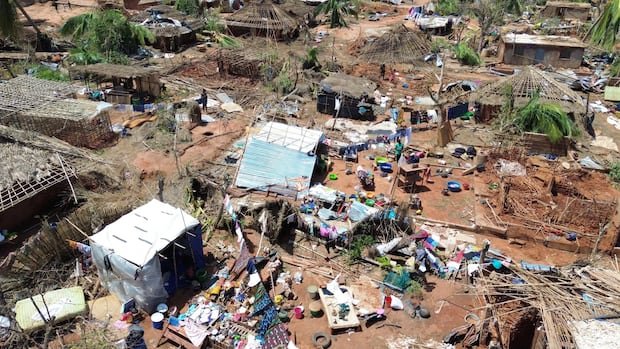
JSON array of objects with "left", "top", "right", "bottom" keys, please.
[{"left": 588, "top": 0, "right": 620, "bottom": 50}]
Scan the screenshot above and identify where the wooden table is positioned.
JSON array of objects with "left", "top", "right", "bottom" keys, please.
[
  {"left": 318, "top": 286, "right": 361, "bottom": 334},
  {"left": 397, "top": 164, "right": 427, "bottom": 193},
  {"left": 157, "top": 321, "right": 204, "bottom": 349}
]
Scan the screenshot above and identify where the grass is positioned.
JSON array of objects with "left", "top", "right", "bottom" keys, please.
[
  {"left": 345, "top": 234, "right": 375, "bottom": 264},
  {"left": 610, "top": 162, "right": 620, "bottom": 183}
]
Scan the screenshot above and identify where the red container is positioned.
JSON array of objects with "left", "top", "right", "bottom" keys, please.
[
  {"left": 294, "top": 307, "right": 304, "bottom": 319},
  {"left": 385, "top": 296, "right": 392, "bottom": 308}
]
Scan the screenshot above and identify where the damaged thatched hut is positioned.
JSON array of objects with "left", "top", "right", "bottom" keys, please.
[
  {"left": 131, "top": 5, "right": 203, "bottom": 52},
  {"left": 317, "top": 73, "right": 377, "bottom": 120},
  {"left": 224, "top": 2, "right": 299, "bottom": 40},
  {"left": 70, "top": 63, "right": 161, "bottom": 103},
  {"left": 0, "top": 125, "right": 91, "bottom": 230},
  {"left": 218, "top": 48, "right": 283, "bottom": 80},
  {"left": 469, "top": 66, "right": 585, "bottom": 122},
  {"left": 0, "top": 76, "right": 115, "bottom": 148},
  {"left": 357, "top": 24, "right": 432, "bottom": 64}
]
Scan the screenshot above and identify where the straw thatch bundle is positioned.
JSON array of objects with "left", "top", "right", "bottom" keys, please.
[
  {"left": 0, "top": 143, "right": 60, "bottom": 191},
  {"left": 357, "top": 24, "right": 432, "bottom": 65},
  {"left": 469, "top": 66, "right": 585, "bottom": 113},
  {"left": 320, "top": 73, "right": 376, "bottom": 99},
  {"left": 224, "top": 2, "right": 299, "bottom": 36}
]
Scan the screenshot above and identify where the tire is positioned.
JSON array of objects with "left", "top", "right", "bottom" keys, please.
[{"left": 312, "top": 331, "right": 332, "bottom": 349}]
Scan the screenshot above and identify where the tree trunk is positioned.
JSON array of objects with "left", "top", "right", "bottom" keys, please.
[
  {"left": 13, "top": 0, "right": 41, "bottom": 36},
  {"left": 478, "top": 27, "right": 485, "bottom": 53}
]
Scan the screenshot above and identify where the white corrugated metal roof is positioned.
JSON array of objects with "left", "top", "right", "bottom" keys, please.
[
  {"left": 254, "top": 122, "right": 323, "bottom": 153},
  {"left": 90, "top": 199, "right": 199, "bottom": 267}
]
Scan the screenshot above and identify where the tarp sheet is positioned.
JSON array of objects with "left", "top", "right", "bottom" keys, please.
[{"left": 89, "top": 199, "right": 199, "bottom": 267}]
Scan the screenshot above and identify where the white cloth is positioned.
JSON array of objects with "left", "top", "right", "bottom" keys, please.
[{"left": 334, "top": 98, "right": 341, "bottom": 111}]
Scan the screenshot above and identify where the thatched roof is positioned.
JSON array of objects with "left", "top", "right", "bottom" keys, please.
[
  {"left": 469, "top": 67, "right": 585, "bottom": 112},
  {"left": 224, "top": 2, "right": 299, "bottom": 33},
  {"left": 70, "top": 63, "right": 159, "bottom": 80},
  {"left": 358, "top": 24, "right": 432, "bottom": 64},
  {"left": 0, "top": 125, "right": 98, "bottom": 213},
  {"left": 320, "top": 73, "right": 377, "bottom": 99},
  {"left": 0, "top": 143, "right": 61, "bottom": 192}
]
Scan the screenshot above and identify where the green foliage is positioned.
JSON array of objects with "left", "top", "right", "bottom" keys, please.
[
  {"left": 303, "top": 47, "right": 321, "bottom": 71},
  {"left": 60, "top": 10, "right": 155, "bottom": 58},
  {"left": 315, "top": 0, "right": 359, "bottom": 29},
  {"left": 32, "top": 65, "right": 69, "bottom": 81},
  {"left": 610, "top": 57, "right": 620, "bottom": 77},
  {"left": 431, "top": 38, "right": 451, "bottom": 53},
  {"left": 504, "top": 0, "right": 523, "bottom": 16},
  {"left": 204, "top": 10, "right": 240, "bottom": 48},
  {"left": 376, "top": 256, "right": 392, "bottom": 269},
  {"left": 405, "top": 280, "right": 424, "bottom": 299},
  {"left": 453, "top": 43, "right": 482, "bottom": 66},
  {"left": 436, "top": 0, "right": 460, "bottom": 15},
  {"left": 175, "top": 0, "right": 200, "bottom": 15},
  {"left": 0, "top": 0, "right": 18, "bottom": 38},
  {"left": 346, "top": 234, "right": 375, "bottom": 264},
  {"left": 588, "top": 0, "right": 620, "bottom": 50},
  {"left": 609, "top": 162, "right": 620, "bottom": 183},
  {"left": 68, "top": 47, "right": 103, "bottom": 65},
  {"left": 273, "top": 67, "right": 293, "bottom": 94},
  {"left": 205, "top": 10, "right": 224, "bottom": 33},
  {"left": 514, "top": 93, "right": 579, "bottom": 143}
]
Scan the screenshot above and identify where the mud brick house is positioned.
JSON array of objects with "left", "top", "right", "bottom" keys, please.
[{"left": 498, "top": 34, "right": 586, "bottom": 69}]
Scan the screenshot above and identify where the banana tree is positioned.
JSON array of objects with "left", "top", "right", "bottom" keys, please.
[
  {"left": 315, "top": 0, "right": 359, "bottom": 29},
  {"left": 587, "top": 0, "right": 620, "bottom": 50}
]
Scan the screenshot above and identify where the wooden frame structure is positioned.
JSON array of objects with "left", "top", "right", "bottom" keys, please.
[
  {"left": 70, "top": 63, "right": 161, "bottom": 102},
  {"left": 0, "top": 75, "right": 115, "bottom": 148},
  {"left": 0, "top": 124, "right": 93, "bottom": 215}
]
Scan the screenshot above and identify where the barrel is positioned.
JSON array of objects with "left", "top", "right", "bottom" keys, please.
[
  {"left": 309, "top": 301, "right": 323, "bottom": 318},
  {"left": 151, "top": 312, "right": 164, "bottom": 330},
  {"left": 307, "top": 285, "right": 319, "bottom": 300}
]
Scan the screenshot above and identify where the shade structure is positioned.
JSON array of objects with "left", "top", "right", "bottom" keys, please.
[{"left": 224, "top": 2, "right": 299, "bottom": 39}]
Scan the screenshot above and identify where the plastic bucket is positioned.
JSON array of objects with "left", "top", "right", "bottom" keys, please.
[
  {"left": 151, "top": 312, "right": 164, "bottom": 330},
  {"left": 385, "top": 296, "right": 392, "bottom": 309},
  {"left": 294, "top": 307, "right": 304, "bottom": 319},
  {"left": 156, "top": 303, "right": 168, "bottom": 315},
  {"left": 309, "top": 301, "right": 323, "bottom": 318},
  {"left": 307, "top": 285, "right": 319, "bottom": 300}
]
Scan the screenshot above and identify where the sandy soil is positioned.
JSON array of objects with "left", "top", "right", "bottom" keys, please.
[{"left": 19, "top": 1, "right": 98, "bottom": 30}]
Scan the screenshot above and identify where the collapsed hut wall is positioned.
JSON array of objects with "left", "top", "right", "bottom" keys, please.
[
  {"left": 0, "top": 203, "right": 131, "bottom": 275},
  {"left": 0, "top": 111, "right": 116, "bottom": 149}
]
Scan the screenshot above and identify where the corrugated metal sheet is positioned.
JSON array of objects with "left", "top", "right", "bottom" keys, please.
[
  {"left": 235, "top": 138, "right": 316, "bottom": 190},
  {"left": 254, "top": 122, "right": 324, "bottom": 153}
]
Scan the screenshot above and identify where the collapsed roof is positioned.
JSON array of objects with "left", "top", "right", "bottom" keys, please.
[
  {"left": 357, "top": 24, "right": 432, "bottom": 64},
  {"left": 224, "top": 2, "right": 299, "bottom": 36},
  {"left": 469, "top": 66, "right": 585, "bottom": 112}
]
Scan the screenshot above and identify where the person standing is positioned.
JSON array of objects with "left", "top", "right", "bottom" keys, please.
[
  {"left": 380, "top": 64, "right": 386, "bottom": 80},
  {"left": 201, "top": 89, "right": 208, "bottom": 112},
  {"left": 395, "top": 138, "right": 404, "bottom": 161}
]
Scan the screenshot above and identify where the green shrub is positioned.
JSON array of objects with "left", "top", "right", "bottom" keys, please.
[
  {"left": 33, "top": 66, "right": 69, "bottom": 81},
  {"left": 436, "top": 0, "right": 460, "bottom": 15},
  {"left": 610, "top": 162, "right": 620, "bottom": 183},
  {"left": 453, "top": 43, "right": 482, "bottom": 66}
]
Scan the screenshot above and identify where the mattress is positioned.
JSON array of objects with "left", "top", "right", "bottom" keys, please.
[{"left": 15, "top": 286, "right": 87, "bottom": 332}]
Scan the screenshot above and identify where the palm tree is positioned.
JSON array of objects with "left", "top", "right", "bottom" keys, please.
[
  {"left": 315, "top": 0, "right": 359, "bottom": 29},
  {"left": 60, "top": 10, "right": 154, "bottom": 58},
  {"left": 587, "top": 0, "right": 620, "bottom": 50}
]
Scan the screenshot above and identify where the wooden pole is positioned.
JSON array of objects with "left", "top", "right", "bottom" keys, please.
[{"left": 57, "top": 153, "right": 78, "bottom": 204}]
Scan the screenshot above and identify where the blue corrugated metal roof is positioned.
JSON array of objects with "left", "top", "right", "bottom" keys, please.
[{"left": 235, "top": 138, "right": 316, "bottom": 190}]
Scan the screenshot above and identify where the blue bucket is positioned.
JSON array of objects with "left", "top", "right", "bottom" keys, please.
[{"left": 151, "top": 312, "right": 164, "bottom": 330}]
